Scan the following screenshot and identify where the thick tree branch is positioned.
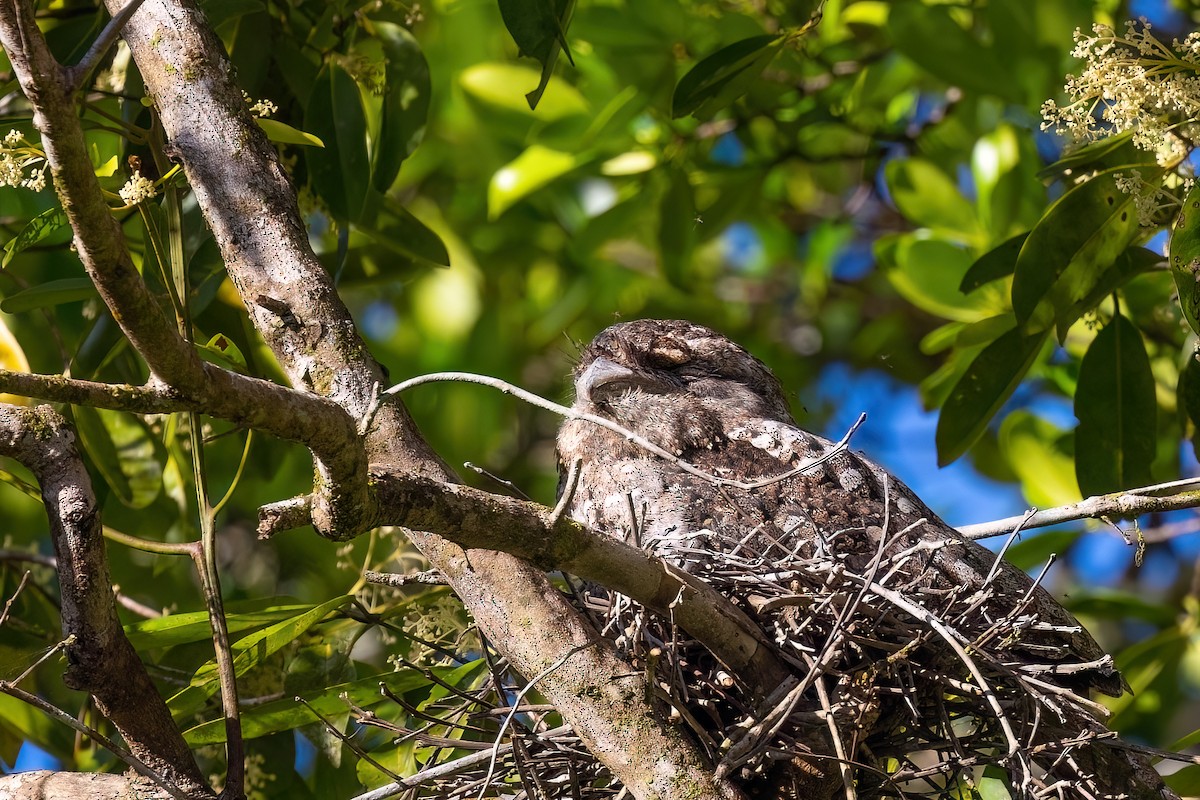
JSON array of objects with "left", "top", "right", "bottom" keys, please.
[
  {"left": 0, "top": 771, "right": 175, "bottom": 800},
  {"left": 101, "top": 1, "right": 743, "bottom": 796},
  {"left": 364, "top": 475, "right": 792, "bottom": 699},
  {"left": 0, "top": 366, "right": 362, "bottom": 485},
  {"left": 0, "top": 404, "right": 209, "bottom": 797},
  {"left": 0, "top": 0, "right": 370, "bottom": 538}
]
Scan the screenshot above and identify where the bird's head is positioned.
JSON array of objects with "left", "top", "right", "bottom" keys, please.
[{"left": 566, "top": 320, "right": 793, "bottom": 454}]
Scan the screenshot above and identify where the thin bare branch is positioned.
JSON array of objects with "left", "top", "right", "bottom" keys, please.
[
  {"left": 958, "top": 477, "right": 1200, "bottom": 540},
  {"left": 386, "top": 372, "right": 867, "bottom": 492}
]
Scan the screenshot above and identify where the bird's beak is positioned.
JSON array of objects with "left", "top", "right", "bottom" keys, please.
[{"left": 576, "top": 356, "right": 637, "bottom": 404}]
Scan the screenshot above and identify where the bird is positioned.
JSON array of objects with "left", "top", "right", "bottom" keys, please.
[{"left": 555, "top": 319, "right": 1175, "bottom": 800}]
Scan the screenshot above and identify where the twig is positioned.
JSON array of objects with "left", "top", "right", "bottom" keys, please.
[
  {"left": 549, "top": 457, "right": 582, "bottom": 526},
  {"left": 63, "top": 0, "right": 149, "bottom": 91},
  {"left": 348, "top": 725, "right": 573, "bottom": 800},
  {"left": 479, "top": 645, "right": 589, "bottom": 800},
  {"left": 0, "top": 570, "right": 31, "bottom": 628},
  {"left": 464, "top": 462, "right": 532, "bottom": 501},
  {"left": 959, "top": 477, "right": 1200, "bottom": 539},
  {"left": 297, "top": 695, "right": 406, "bottom": 782},
  {"left": 9, "top": 634, "right": 74, "bottom": 686},
  {"left": 385, "top": 372, "right": 867, "bottom": 492}
]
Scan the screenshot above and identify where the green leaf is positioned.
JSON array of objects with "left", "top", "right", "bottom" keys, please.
[
  {"left": 1166, "top": 765, "right": 1200, "bottom": 796},
  {"left": 960, "top": 233, "right": 1027, "bottom": 293},
  {"left": 488, "top": 144, "right": 580, "bottom": 219},
  {"left": 0, "top": 692, "right": 73, "bottom": 761},
  {"left": 356, "top": 193, "right": 450, "bottom": 267},
  {"left": 1, "top": 278, "right": 97, "bottom": 314},
  {"left": 886, "top": 236, "right": 999, "bottom": 322},
  {"left": 197, "top": 332, "right": 247, "bottom": 371},
  {"left": 168, "top": 595, "right": 352, "bottom": 721},
  {"left": 371, "top": 22, "right": 431, "bottom": 191},
  {"left": 125, "top": 602, "right": 320, "bottom": 650},
  {"left": 305, "top": 64, "right": 370, "bottom": 223},
  {"left": 975, "top": 766, "right": 1012, "bottom": 800},
  {"left": 1179, "top": 354, "right": 1200, "bottom": 462},
  {"left": 1000, "top": 411, "right": 1080, "bottom": 508},
  {"left": 1170, "top": 180, "right": 1200, "bottom": 336},
  {"left": 671, "top": 34, "right": 781, "bottom": 119},
  {"left": 1035, "top": 133, "right": 1137, "bottom": 181},
  {"left": 884, "top": 158, "right": 978, "bottom": 238},
  {"left": 1013, "top": 167, "right": 1158, "bottom": 334},
  {"left": 497, "top": 0, "right": 577, "bottom": 109},
  {"left": 1169, "top": 727, "right": 1200, "bottom": 752},
  {"left": 93, "top": 155, "right": 118, "bottom": 177},
  {"left": 256, "top": 118, "right": 324, "bottom": 148},
  {"left": 459, "top": 62, "right": 587, "bottom": 120},
  {"left": 1054, "top": 245, "right": 1162, "bottom": 340},
  {"left": 1073, "top": 312, "right": 1155, "bottom": 497},
  {"left": 73, "top": 406, "right": 163, "bottom": 509},
  {"left": 2, "top": 207, "right": 70, "bottom": 268},
  {"left": 888, "top": 1, "right": 1020, "bottom": 103},
  {"left": 183, "top": 662, "right": 478, "bottom": 745},
  {"left": 658, "top": 167, "right": 696, "bottom": 287},
  {"left": 936, "top": 324, "right": 1048, "bottom": 465}
]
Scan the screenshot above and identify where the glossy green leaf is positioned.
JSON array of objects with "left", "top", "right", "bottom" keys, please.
[
  {"left": 960, "top": 233, "right": 1027, "bottom": 293},
  {"left": 168, "top": 595, "right": 352, "bottom": 721},
  {"left": 936, "top": 325, "right": 1048, "bottom": 465},
  {"left": 2, "top": 207, "right": 70, "bottom": 268},
  {"left": 1013, "top": 167, "right": 1157, "bottom": 334},
  {"left": 658, "top": 167, "right": 696, "bottom": 287},
  {"left": 371, "top": 22, "right": 431, "bottom": 191},
  {"left": 256, "top": 118, "right": 324, "bottom": 148},
  {"left": 1054, "top": 245, "right": 1162, "bottom": 340},
  {"left": 671, "top": 34, "right": 781, "bottom": 119},
  {"left": 73, "top": 406, "right": 163, "bottom": 509},
  {"left": 1073, "top": 312, "right": 1155, "bottom": 497},
  {"left": 125, "top": 602, "right": 320, "bottom": 651},
  {"left": 498, "top": 0, "right": 577, "bottom": 109},
  {"left": 182, "top": 662, "right": 477, "bottom": 744},
  {"left": 1170, "top": 180, "right": 1200, "bottom": 335},
  {"left": 305, "top": 64, "right": 370, "bottom": 223},
  {"left": 488, "top": 144, "right": 580, "bottom": 219},
  {"left": 884, "top": 158, "right": 978, "bottom": 238},
  {"left": 1035, "top": 133, "right": 1137, "bottom": 181}
]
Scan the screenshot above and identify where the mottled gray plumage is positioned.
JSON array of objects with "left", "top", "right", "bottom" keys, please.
[{"left": 556, "top": 319, "right": 1172, "bottom": 800}]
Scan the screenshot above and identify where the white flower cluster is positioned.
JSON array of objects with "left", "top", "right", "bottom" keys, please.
[
  {"left": 1042, "top": 19, "right": 1200, "bottom": 167},
  {"left": 0, "top": 130, "right": 48, "bottom": 192},
  {"left": 118, "top": 170, "right": 157, "bottom": 205},
  {"left": 242, "top": 91, "right": 277, "bottom": 118}
]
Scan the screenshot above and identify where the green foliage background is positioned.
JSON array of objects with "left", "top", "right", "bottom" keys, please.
[{"left": 2, "top": 0, "right": 1200, "bottom": 794}]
